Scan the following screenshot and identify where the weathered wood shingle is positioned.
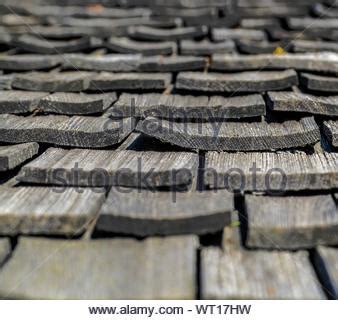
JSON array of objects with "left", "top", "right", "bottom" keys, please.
[
  {"left": 0, "top": 143, "right": 39, "bottom": 171},
  {"left": 12, "top": 71, "right": 95, "bottom": 92},
  {"left": 136, "top": 117, "right": 320, "bottom": 151},
  {"left": 0, "top": 238, "right": 10, "bottom": 266},
  {"left": 211, "top": 53, "right": 338, "bottom": 73},
  {"left": 204, "top": 151, "right": 338, "bottom": 190},
  {"left": 0, "top": 114, "right": 134, "bottom": 148},
  {"left": 0, "top": 55, "right": 61, "bottom": 71},
  {"left": 0, "top": 236, "right": 198, "bottom": 299},
  {"left": 38, "top": 92, "right": 117, "bottom": 115},
  {"left": 88, "top": 72, "right": 172, "bottom": 91},
  {"left": 201, "top": 247, "right": 324, "bottom": 299},
  {"left": 299, "top": 73, "right": 338, "bottom": 92},
  {"left": 246, "top": 195, "right": 338, "bottom": 249},
  {"left": 18, "top": 148, "right": 198, "bottom": 187},
  {"left": 323, "top": 121, "right": 338, "bottom": 147},
  {"left": 97, "top": 189, "right": 234, "bottom": 236},
  {"left": 0, "top": 187, "right": 105, "bottom": 236},
  {"left": 176, "top": 70, "right": 298, "bottom": 92},
  {"left": 267, "top": 91, "right": 338, "bottom": 116},
  {"left": 112, "top": 93, "right": 265, "bottom": 119}
]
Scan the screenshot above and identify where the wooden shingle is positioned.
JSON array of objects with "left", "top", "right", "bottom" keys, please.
[
  {"left": 136, "top": 117, "right": 320, "bottom": 151},
  {"left": 0, "top": 143, "right": 39, "bottom": 171},
  {"left": 96, "top": 189, "right": 234, "bottom": 236},
  {"left": 201, "top": 247, "right": 324, "bottom": 299},
  {"left": 18, "top": 148, "right": 198, "bottom": 187},
  {"left": 0, "top": 54, "right": 61, "bottom": 71},
  {"left": 0, "top": 187, "right": 105, "bottom": 236},
  {"left": 245, "top": 194, "right": 338, "bottom": 249},
  {"left": 267, "top": 91, "right": 338, "bottom": 116},
  {"left": 38, "top": 92, "right": 117, "bottom": 115},
  {"left": 176, "top": 70, "right": 298, "bottom": 92},
  {"left": 113, "top": 93, "right": 265, "bottom": 119},
  {"left": 204, "top": 151, "right": 338, "bottom": 191},
  {"left": 0, "top": 238, "right": 10, "bottom": 265},
  {"left": 88, "top": 72, "right": 172, "bottom": 91},
  {"left": 299, "top": 73, "right": 338, "bottom": 92},
  {"left": 211, "top": 52, "right": 338, "bottom": 73},
  {"left": 0, "top": 114, "right": 134, "bottom": 148},
  {"left": 323, "top": 121, "right": 338, "bottom": 147},
  {"left": 0, "top": 236, "right": 198, "bottom": 299},
  {"left": 180, "top": 40, "right": 235, "bottom": 55}
]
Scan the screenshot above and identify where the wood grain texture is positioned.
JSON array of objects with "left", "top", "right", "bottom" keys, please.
[
  {"left": 0, "top": 90, "right": 48, "bottom": 114},
  {"left": 0, "top": 143, "right": 39, "bottom": 171},
  {"left": 0, "top": 114, "right": 134, "bottom": 148},
  {"left": 267, "top": 91, "right": 338, "bottom": 116},
  {"left": 0, "top": 235, "right": 198, "bottom": 299},
  {"left": 97, "top": 189, "right": 234, "bottom": 236},
  {"left": 0, "top": 187, "right": 105, "bottom": 236},
  {"left": 128, "top": 25, "right": 208, "bottom": 40},
  {"left": 204, "top": 151, "right": 338, "bottom": 191},
  {"left": 106, "top": 37, "right": 177, "bottom": 55},
  {"left": 38, "top": 92, "right": 117, "bottom": 115},
  {"left": 0, "top": 54, "right": 61, "bottom": 71},
  {"left": 176, "top": 70, "right": 298, "bottom": 92},
  {"left": 211, "top": 53, "right": 338, "bottom": 72},
  {"left": 88, "top": 72, "right": 172, "bottom": 91},
  {"left": 299, "top": 73, "right": 338, "bottom": 92},
  {"left": 323, "top": 121, "right": 338, "bottom": 147},
  {"left": 12, "top": 71, "right": 95, "bottom": 92},
  {"left": 313, "top": 246, "right": 338, "bottom": 299},
  {"left": 18, "top": 148, "right": 198, "bottom": 187},
  {"left": 136, "top": 117, "right": 320, "bottom": 151},
  {"left": 201, "top": 247, "right": 324, "bottom": 299},
  {"left": 113, "top": 93, "right": 265, "bottom": 119},
  {"left": 246, "top": 194, "right": 338, "bottom": 249}
]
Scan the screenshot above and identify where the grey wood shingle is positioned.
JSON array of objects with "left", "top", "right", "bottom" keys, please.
[
  {"left": 323, "top": 121, "right": 338, "bottom": 147},
  {"left": 299, "top": 73, "right": 338, "bottom": 92},
  {"left": 96, "top": 189, "right": 234, "bottom": 236},
  {"left": 112, "top": 93, "right": 265, "bottom": 119},
  {"left": 180, "top": 40, "right": 235, "bottom": 55},
  {"left": 0, "top": 143, "right": 39, "bottom": 171},
  {"left": 62, "top": 54, "right": 141, "bottom": 72},
  {"left": 201, "top": 247, "right": 324, "bottom": 299},
  {"left": 136, "top": 117, "right": 320, "bottom": 151},
  {"left": 291, "top": 40, "right": 338, "bottom": 53},
  {"left": 246, "top": 194, "right": 338, "bottom": 249},
  {"left": 106, "top": 37, "right": 177, "bottom": 55},
  {"left": 18, "top": 148, "right": 198, "bottom": 187},
  {"left": 314, "top": 246, "right": 338, "bottom": 299},
  {"left": 88, "top": 72, "right": 172, "bottom": 91},
  {"left": 12, "top": 35, "right": 95, "bottom": 54},
  {"left": 204, "top": 151, "right": 338, "bottom": 191},
  {"left": 267, "top": 91, "right": 338, "bottom": 116},
  {"left": 128, "top": 25, "right": 208, "bottom": 40},
  {"left": 212, "top": 28, "right": 267, "bottom": 42},
  {"left": 0, "top": 235, "right": 198, "bottom": 299},
  {"left": 0, "top": 90, "right": 48, "bottom": 114},
  {"left": 176, "top": 70, "right": 298, "bottom": 92},
  {"left": 287, "top": 17, "right": 338, "bottom": 31},
  {"left": 211, "top": 53, "right": 338, "bottom": 72},
  {"left": 236, "top": 40, "right": 280, "bottom": 54},
  {"left": 0, "top": 114, "right": 134, "bottom": 148},
  {"left": 0, "top": 238, "right": 10, "bottom": 266},
  {"left": 0, "top": 54, "right": 61, "bottom": 71},
  {"left": 38, "top": 92, "right": 117, "bottom": 115},
  {"left": 0, "top": 187, "right": 105, "bottom": 236},
  {"left": 12, "top": 71, "right": 95, "bottom": 92}
]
